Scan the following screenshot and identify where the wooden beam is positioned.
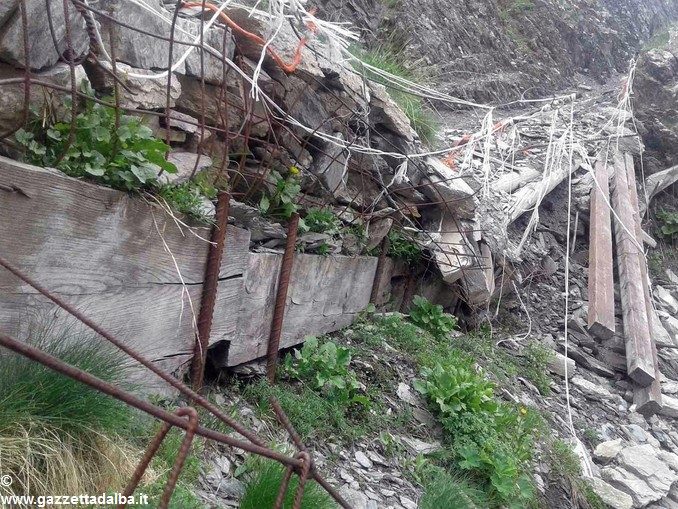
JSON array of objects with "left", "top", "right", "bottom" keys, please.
[
  {"left": 587, "top": 159, "right": 615, "bottom": 340},
  {"left": 623, "top": 153, "right": 662, "bottom": 414},
  {"left": 611, "top": 151, "right": 656, "bottom": 387}
]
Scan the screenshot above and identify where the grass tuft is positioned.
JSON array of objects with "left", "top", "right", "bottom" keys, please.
[{"left": 240, "top": 458, "right": 336, "bottom": 509}]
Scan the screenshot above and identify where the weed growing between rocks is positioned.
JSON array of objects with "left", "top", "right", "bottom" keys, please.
[{"left": 239, "top": 457, "right": 335, "bottom": 509}]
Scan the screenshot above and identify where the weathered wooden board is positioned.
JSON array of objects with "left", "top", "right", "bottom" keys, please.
[
  {"left": 610, "top": 151, "right": 655, "bottom": 387},
  {"left": 0, "top": 157, "right": 249, "bottom": 385},
  {"left": 587, "top": 159, "right": 615, "bottom": 340},
  {"left": 0, "top": 157, "right": 250, "bottom": 288},
  {"left": 623, "top": 153, "right": 662, "bottom": 414},
  {"left": 227, "top": 252, "right": 378, "bottom": 366}
]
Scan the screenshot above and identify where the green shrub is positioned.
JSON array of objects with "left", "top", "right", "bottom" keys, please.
[
  {"left": 259, "top": 169, "right": 302, "bottom": 220},
  {"left": 657, "top": 210, "right": 678, "bottom": 239},
  {"left": 240, "top": 459, "right": 336, "bottom": 509},
  {"left": 15, "top": 83, "right": 176, "bottom": 191},
  {"left": 283, "top": 337, "right": 367, "bottom": 406},
  {"left": 387, "top": 229, "right": 422, "bottom": 265},
  {"left": 301, "top": 208, "right": 341, "bottom": 235},
  {"left": 414, "top": 351, "right": 496, "bottom": 419},
  {"left": 409, "top": 295, "right": 457, "bottom": 339}
]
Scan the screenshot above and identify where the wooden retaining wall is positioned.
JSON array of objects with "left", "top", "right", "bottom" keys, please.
[{"left": 0, "top": 157, "right": 377, "bottom": 390}]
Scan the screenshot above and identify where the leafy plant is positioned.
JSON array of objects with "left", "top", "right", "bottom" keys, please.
[
  {"left": 158, "top": 180, "right": 214, "bottom": 223},
  {"left": 259, "top": 169, "right": 301, "bottom": 220},
  {"left": 409, "top": 295, "right": 457, "bottom": 339},
  {"left": 302, "top": 208, "right": 341, "bottom": 235},
  {"left": 657, "top": 210, "right": 678, "bottom": 239},
  {"left": 387, "top": 229, "right": 422, "bottom": 265},
  {"left": 414, "top": 351, "right": 496, "bottom": 419},
  {"left": 16, "top": 82, "right": 176, "bottom": 191},
  {"left": 240, "top": 458, "right": 336, "bottom": 509},
  {"left": 283, "top": 337, "right": 366, "bottom": 406}
]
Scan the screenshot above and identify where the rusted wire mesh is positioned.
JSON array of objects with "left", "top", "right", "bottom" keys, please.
[{"left": 0, "top": 0, "right": 499, "bottom": 505}]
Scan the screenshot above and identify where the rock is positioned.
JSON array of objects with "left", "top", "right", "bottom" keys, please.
[
  {"left": 355, "top": 450, "right": 373, "bottom": 469},
  {"left": 399, "top": 495, "right": 417, "bottom": 509},
  {"left": 656, "top": 286, "right": 678, "bottom": 315},
  {"left": 0, "top": 0, "right": 88, "bottom": 70},
  {"left": 308, "top": 131, "right": 348, "bottom": 196},
  {"left": 419, "top": 158, "right": 478, "bottom": 219},
  {"left": 366, "top": 218, "right": 393, "bottom": 251},
  {"left": 339, "top": 486, "right": 368, "bottom": 509},
  {"left": 548, "top": 351, "right": 576, "bottom": 378},
  {"left": 622, "top": 424, "right": 649, "bottom": 444},
  {"left": 431, "top": 212, "right": 475, "bottom": 284},
  {"left": 659, "top": 312, "right": 678, "bottom": 345},
  {"left": 593, "top": 439, "right": 623, "bottom": 464},
  {"left": 229, "top": 200, "right": 286, "bottom": 243},
  {"left": 396, "top": 382, "right": 420, "bottom": 406},
  {"left": 571, "top": 375, "right": 613, "bottom": 402},
  {"left": 96, "top": 62, "right": 182, "bottom": 110},
  {"left": 398, "top": 436, "right": 443, "bottom": 455},
  {"left": 162, "top": 152, "right": 213, "bottom": 185},
  {"left": 657, "top": 450, "right": 678, "bottom": 472},
  {"left": 617, "top": 444, "right": 677, "bottom": 495},
  {"left": 368, "top": 82, "right": 415, "bottom": 143},
  {"left": 589, "top": 477, "right": 633, "bottom": 509},
  {"left": 0, "top": 62, "right": 89, "bottom": 134},
  {"left": 660, "top": 395, "right": 678, "bottom": 419},
  {"left": 602, "top": 466, "right": 663, "bottom": 507}
]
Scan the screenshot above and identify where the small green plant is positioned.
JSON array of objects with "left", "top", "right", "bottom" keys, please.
[
  {"left": 409, "top": 295, "right": 457, "bottom": 339},
  {"left": 259, "top": 169, "right": 301, "bottom": 220},
  {"left": 239, "top": 458, "right": 336, "bottom": 509},
  {"left": 387, "top": 229, "right": 422, "bottom": 265},
  {"left": 414, "top": 351, "right": 496, "bottom": 419},
  {"left": 302, "top": 208, "right": 341, "bottom": 235},
  {"left": 158, "top": 180, "right": 215, "bottom": 223},
  {"left": 419, "top": 466, "right": 491, "bottom": 509},
  {"left": 15, "top": 83, "right": 176, "bottom": 191},
  {"left": 283, "top": 337, "right": 366, "bottom": 406},
  {"left": 351, "top": 46, "right": 438, "bottom": 145},
  {"left": 548, "top": 438, "right": 605, "bottom": 509},
  {"left": 522, "top": 341, "right": 554, "bottom": 395},
  {"left": 657, "top": 210, "right": 678, "bottom": 239}
]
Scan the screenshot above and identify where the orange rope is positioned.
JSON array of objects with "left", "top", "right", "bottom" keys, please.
[{"left": 181, "top": 2, "right": 314, "bottom": 74}]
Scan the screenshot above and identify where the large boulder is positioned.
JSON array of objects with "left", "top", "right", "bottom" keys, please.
[{"left": 0, "top": 0, "right": 89, "bottom": 71}]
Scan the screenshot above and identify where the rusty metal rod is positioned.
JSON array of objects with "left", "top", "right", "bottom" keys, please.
[
  {"left": 191, "top": 191, "right": 231, "bottom": 391},
  {"left": 159, "top": 407, "right": 199, "bottom": 509},
  {"left": 273, "top": 466, "right": 295, "bottom": 509},
  {"left": 0, "top": 255, "right": 265, "bottom": 447},
  {"left": 0, "top": 329, "right": 303, "bottom": 467},
  {"left": 292, "top": 451, "right": 312, "bottom": 509},
  {"left": 266, "top": 213, "right": 300, "bottom": 382}
]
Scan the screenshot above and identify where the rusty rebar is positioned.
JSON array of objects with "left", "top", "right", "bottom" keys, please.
[
  {"left": 0, "top": 255, "right": 263, "bottom": 447},
  {"left": 266, "top": 213, "right": 300, "bottom": 383},
  {"left": 191, "top": 191, "right": 231, "bottom": 391},
  {"left": 369, "top": 233, "right": 391, "bottom": 304},
  {"left": 292, "top": 451, "right": 312, "bottom": 509},
  {"left": 273, "top": 466, "right": 295, "bottom": 509},
  {"left": 120, "top": 407, "right": 199, "bottom": 509}
]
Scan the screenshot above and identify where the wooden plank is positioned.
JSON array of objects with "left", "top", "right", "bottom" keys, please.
[
  {"left": 0, "top": 157, "right": 251, "bottom": 288},
  {"left": 610, "top": 151, "right": 656, "bottom": 387},
  {"left": 227, "top": 252, "right": 377, "bottom": 366},
  {"left": 623, "top": 153, "right": 662, "bottom": 414},
  {"left": 0, "top": 158, "right": 249, "bottom": 390},
  {"left": 587, "top": 159, "right": 615, "bottom": 339}
]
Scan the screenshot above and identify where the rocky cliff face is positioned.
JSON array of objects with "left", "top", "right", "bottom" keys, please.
[{"left": 317, "top": 0, "right": 678, "bottom": 104}]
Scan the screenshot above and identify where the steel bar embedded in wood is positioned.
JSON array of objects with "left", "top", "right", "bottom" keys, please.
[
  {"left": 610, "top": 151, "right": 656, "bottom": 387},
  {"left": 370, "top": 233, "right": 391, "bottom": 304},
  {"left": 266, "top": 213, "right": 300, "bottom": 383},
  {"left": 587, "top": 159, "right": 615, "bottom": 340},
  {"left": 191, "top": 191, "right": 231, "bottom": 391},
  {"left": 623, "top": 153, "right": 663, "bottom": 414}
]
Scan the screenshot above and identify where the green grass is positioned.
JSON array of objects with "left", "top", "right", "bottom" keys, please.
[
  {"left": 419, "top": 467, "right": 492, "bottom": 509},
  {"left": 522, "top": 341, "right": 554, "bottom": 395},
  {"left": 0, "top": 320, "right": 142, "bottom": 499},
  {"left": 240, "top": 458, "right": 336, "bottom": 509},
  {"left": 350, "top": 46, "right": 439, "bottom": 145}
]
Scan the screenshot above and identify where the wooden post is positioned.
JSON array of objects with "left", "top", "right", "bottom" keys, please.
[
  {"left": 587, "top": 160, "right": 615, "bottom": 339},
  {"left": 623, "top": 153, "right": 662, "bottom": 414},
  {"left": 610, "top": 151, "right": 656, "bottom": 387}
]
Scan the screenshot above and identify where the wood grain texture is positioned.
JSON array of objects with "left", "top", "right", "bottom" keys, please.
[
  {"left": 610, "top": 152, "right": 655, "bottom": 387},
  {"left": 227, "top": 252, "right": 378, "bottom": 366},
  {"left": 587, "top": 159, "right": 615, "bottom": 340},
  {"left": 0, "top": 158, "right": 248, "bottom": 388},
  {"left": 623, "top": 153, "right": 662, "bottom": 414}
]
